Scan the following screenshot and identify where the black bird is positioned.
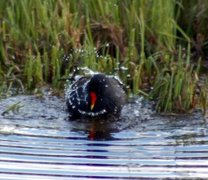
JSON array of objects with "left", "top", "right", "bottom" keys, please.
[{"left": 65, "top": 73, "right": 126, "bottom": 119}]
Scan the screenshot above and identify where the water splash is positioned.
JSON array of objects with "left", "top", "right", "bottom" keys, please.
[{"left": 0, "top": 93, "right": 207, "bottom": 179}]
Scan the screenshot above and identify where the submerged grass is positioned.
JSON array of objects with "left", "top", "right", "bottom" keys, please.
[
  {"left": 0, "top": 0, "right": 208, "bottom": 113},
  {"left": 1, "top": 101, "right": 24, "bottom": 116}
]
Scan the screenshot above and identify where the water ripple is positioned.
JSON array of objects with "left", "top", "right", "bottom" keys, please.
[{"left": 0, "top": 95, "right": 208, "bottom": 179}]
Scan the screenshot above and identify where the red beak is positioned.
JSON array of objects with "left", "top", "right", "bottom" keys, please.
[{"left": 90, "top": 91, "right": 97, "bottom": 110}]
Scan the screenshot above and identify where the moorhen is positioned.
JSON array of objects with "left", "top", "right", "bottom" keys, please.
[{"left": 65, "top": 73, "right": 126, "bottom": 119}]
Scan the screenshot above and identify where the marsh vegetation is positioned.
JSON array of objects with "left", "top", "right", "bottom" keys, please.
[{"left": 0, "top": 0, "right": 208, "bottom": 113}]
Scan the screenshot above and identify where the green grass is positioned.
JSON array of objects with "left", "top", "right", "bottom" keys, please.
[
  {"left": 0, "top": 0, "right": 208, "bottom": 113},
  {"left": 1, "top": 101, "right": 24, "bottom": 116},
  {"left": 150, "top": 45, "right": 200, "bottom": 112}
]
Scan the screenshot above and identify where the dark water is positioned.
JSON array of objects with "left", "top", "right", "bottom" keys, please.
[{"left": 0, "top": 93, "right": 208, "bottom": 179}]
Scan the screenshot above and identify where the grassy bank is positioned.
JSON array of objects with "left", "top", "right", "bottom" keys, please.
[{"left": 0, "top": 0, "right": 208, "bottom": 113}]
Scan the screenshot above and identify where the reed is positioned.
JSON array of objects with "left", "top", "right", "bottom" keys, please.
[
  {"left": 199, "top": 78, "right": 208, "bottom": 116},
  {"left": 0, "top": 0, "right": 207, "bottom": 113},
  {"left": 150, "top": 45, "right": 200, "bottom": 112}
]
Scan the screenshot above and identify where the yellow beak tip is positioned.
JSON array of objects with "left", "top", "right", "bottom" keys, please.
[{"left": 90, "top": 104, "right": 94, "bottom": 110}]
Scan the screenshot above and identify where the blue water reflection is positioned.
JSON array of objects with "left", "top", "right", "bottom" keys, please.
[{"left": 0, "top": 95, "right": 207, "bottom": 179}]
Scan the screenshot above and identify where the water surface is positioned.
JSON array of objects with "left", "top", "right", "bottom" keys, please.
[{"left": 0, "top": 93, "right": 208, "bottom": 179}]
